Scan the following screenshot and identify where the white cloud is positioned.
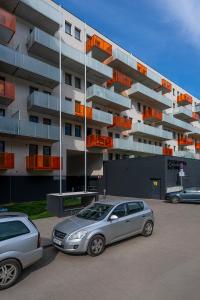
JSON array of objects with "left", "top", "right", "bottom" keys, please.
[{"left": 157, "top": 0, "right": 200, "bottom": 48}]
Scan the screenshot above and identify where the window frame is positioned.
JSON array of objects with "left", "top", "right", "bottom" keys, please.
[
  {"left": 65, "top": 122, "right": 72, "bottom": 136},
  {"left": 65, "top": 73, "right": 72, "bottom": 86},
  {"left": 65, "top": 21, "right": 72, "bottom": 35},
  {"left": 75, "top": 27, "right": 81, "bottom": 41}
]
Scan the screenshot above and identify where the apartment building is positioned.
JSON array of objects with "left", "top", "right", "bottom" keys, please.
[{"left": 0, "top": 0, "right": 200, "bottom": 202}]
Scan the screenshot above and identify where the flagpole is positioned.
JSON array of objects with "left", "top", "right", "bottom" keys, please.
[
  {"left": 84, "top": 22, "right": 87, "bottom": 193},
  {"left": 59, "top": 5, "right": 62, "bottom": 195}
]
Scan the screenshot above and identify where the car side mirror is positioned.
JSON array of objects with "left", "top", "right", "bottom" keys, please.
[{"left": 109, "top": 214, "right": 118, "bottom": 221}]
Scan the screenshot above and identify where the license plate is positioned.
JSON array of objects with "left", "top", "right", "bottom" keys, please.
[{"left": 53, "top": 238, "right": 62, "bottom": 246}]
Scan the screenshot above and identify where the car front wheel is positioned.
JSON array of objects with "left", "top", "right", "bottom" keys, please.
[
  {"left": 142, "top": 221, "right": 154, "bottom": 237},
  {"left": 87, "top": 235, "right": 106, "bottom": 257},
  {"left": 171, "top": 196, "right": 180, "bottom": 204},
  {"left": 0, "top": 259, "right": 22, "bottom": 290}
]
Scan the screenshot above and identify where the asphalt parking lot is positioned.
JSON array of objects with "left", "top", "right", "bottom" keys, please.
[{"left": 1, "top": 196, "right": 200, "bottom": 300}]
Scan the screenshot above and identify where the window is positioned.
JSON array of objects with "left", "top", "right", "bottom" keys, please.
[
  {"left": 43, "top": 118, "right": 51, "bottom": 125},
  {"left": 108, "top": 153, "right": 113, "bottom": 160},
  {"left": 112, "top": 204, "right": 126, "bottom": 218},
  {"left": 0, "top": 221, "right": 30, "bottom": 242},
  {"left": 173, "top": 132, "right": 176, "bottom": 139},
  {"left": 115, "top": 133, "right": 120, "bottom": 139},
  {"left": 65, "top": 21, "right": 72, "bottom": 35},
  {"left": 65, "top": 97, "right": 72, "bottom": 102},
  {"left": 115, "top": 153, "right": 120, "bottom": 160},
  {"left": 29, "top": 86, "right": 38, "bottom": 95},
  {"left": 43, "top": 146, "right": 51, "bottom": 156},
  {"left": 108, "top": 132, "right": 113, "bottom": 138},
  {"left": 173, "top": 88, "right": 175, "bottom": 96},
  {"left": 149, "top": 141, "right": 152, "bottom": 145},
  {"left": 0, "top": 141, "right": 5, "bottom": 153},
  {"left": 137, "top": 103, "right": 141, "bottom": 112},
  {"left": 127, "top": 202, "right": 144, "bottom": 215},
  {"left": 108, "top": 110, "right": 113, "bottom": 114},
  {"left": 43, "top": 90, "right": 51, "bottom": 95},
  {"left": 173, "top": 103, "right": 175, "bottom": 108},
  {"left": 143, "top": 140, "right": 147, "bottom": 144},
  {"left": 138, "top": 138, "right": 142, "bottom": 143},
  {"left": 0, "top": 108, "right": 5, "bottom": 117},
  {"left": 87, "top": 127, "right": 92, "bottom": 136},
  {"left": 95, "top": 129, "right": 101, "bottom": 136},
  {"left": 75, "top": 125, "right": 81, "bottom": 137},
  {"left": 29, "top": 144, "right": 38, "bottom": 155},
  {"left": 75, "top": 77, "right": 81, "bottom": 89},
  {"left": 87, "top": 81, "right": 92, "bottom": 88},
  {"left": 75, "top": 27, "right": 81, "bottom": 40},
  {"left": 143, "top": 105, "right": 146, "bottom": 113},
  {"left": 177, "top": 91, "right": 180, "bottom": 96},
  {"left": 65, "top": 73, "right": 72, "bottom": 86},
  {"left": 65, "top": 123, "right": 72, "bottom": 136},
  {"left": 29, "top": 115, "right": 38, "bottom": 123}
]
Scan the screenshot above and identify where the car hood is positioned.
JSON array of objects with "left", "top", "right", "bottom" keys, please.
[{"left": 54, "top": 216, "right": 97, "bottom": 234}]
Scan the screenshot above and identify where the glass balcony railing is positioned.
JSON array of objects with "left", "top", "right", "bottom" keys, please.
[
  {"left": 162, "top": 113, "right": 193, "bottom": 132},
  {"left": 174, "top": 151, "right": 199, "bottom": 159},
  {"left": 92, "top": 109, "right": 113, "bottom": 126},
  {"left": 87, "top": 84, "right": 131, "bottom": 111},
  {"left": 131, "top": 123, "right": 173, "bottom": 141},
  {"left": 0, "top": 44, "right": 59, "bottom": 88},
  {"left": 173, "top": 106, "right": 198, "bottom": 122},
  {"left": 0, "top": 116, "right": 59, "bottom": 141}
]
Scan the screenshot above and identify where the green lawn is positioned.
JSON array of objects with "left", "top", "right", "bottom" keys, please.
[{"left": 0, "top": 198, "right": 83, "bottom": 220}]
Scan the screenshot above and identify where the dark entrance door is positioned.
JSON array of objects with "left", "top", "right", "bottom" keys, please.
[{"left": 150, "top": 179, "right": 161, "bottom": 199}]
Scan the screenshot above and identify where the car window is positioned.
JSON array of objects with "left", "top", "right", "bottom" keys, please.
[
  {"left": 112, "top": 204, "right": 126, "bottom": 218},
  {"left": 0, "top": 221, "right": 30, "bottom": 242},
  {"left": 77, "top": 203, "right": 114, "bottom": 221},
  {"left": 127, "top": 202, "right": 144, "bottom": 215}
]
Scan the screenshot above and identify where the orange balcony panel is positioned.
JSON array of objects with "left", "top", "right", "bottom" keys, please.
[
  {"left": 87, "top": 135, "right": 113, "bottom": 149},
  {"left": 75, "top": 103, "right": 92, "bottom": 119},
  {"left": 0, "top": 8, "right": 16, "bottom": 44},
  {"left": 143, "top": 108, "right": 163, "bottom": 124},
  {"left": 107, "top": 70, "right": 132, "bottom": 92},
  {"left": 0, "top": 153, "right": 14, "bottom": 169},
  {"left": 86, "top": 35, "right": 112, "bottom": 62},
  {"left": 195, "top": 142, "right": 200, "bottom": 150},
  {"left": 111, "top": 116, "right": 132, "bottom": 130},
  {"left": 0, "top": 80, "right": 15, "bottom": 106},
  {"left": 26, "top": 155, "right": 62, "bottom": 171},
  {"left": 163, "top": 147, "right": 173, "bottom": 156},
  {"left": 177, "top": 94, "right": 193, "bottom": 106},
  {"left": 137, "top": 63, "right": 147, "bottom": 76},
  {"left": 161, "top": 79, "right": 172, "bottom": 94},
  {"left": 192, "top": 112, "right": 199, "bottom": 122},
  {"left": 178, "top": 137, "right": 193, "bottom": 146}
]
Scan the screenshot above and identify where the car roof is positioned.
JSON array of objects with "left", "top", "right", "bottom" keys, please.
[
  {"left": 96, "top": 199, "right": 145, "bottom": 206},
  {"left": 0, "top": 212, "right": 28, "bottom": 219}
]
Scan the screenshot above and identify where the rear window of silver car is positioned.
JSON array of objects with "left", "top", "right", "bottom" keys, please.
[{"left": 0, "top": 221, "right": 30, "bottom": 241}]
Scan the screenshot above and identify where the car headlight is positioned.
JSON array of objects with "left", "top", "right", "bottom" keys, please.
[{"left": 68, "top": 230, "right": 88, "bottom": 241}]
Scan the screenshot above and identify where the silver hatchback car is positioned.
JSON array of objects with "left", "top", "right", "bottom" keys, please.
[
  {"left": 52, "top": 199, "right": 154, "bottom": 256},
  {"left": 0, "top": 212, "right": 43, "bottom": 290}
]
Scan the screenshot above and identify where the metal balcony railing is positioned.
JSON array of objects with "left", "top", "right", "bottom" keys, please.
[
  {"left": 0, "top": 7, "right": 16, "bottom": 43},
  {"left": 26, "top": 155, "right": 61, "bottom": 171},
  {"left": 0, "top": 152, "right": 14, "bottom": 169},
  {"left": 87, "top": 135, "right": 113, "bottom": 148},
  {"left": 0, "top": 80, "right": 15, "bottom": 106}
]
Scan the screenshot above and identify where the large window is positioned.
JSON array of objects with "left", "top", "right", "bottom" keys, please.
[
  {"left": 65, "top": 73, "right": 72, "bottom": 86},
  {"left": 0, "top": 221, "right": 30, "bottom": 241},
  {"left": 65, "top": 21, "right": 72, "bottom": 35},
  {"left": 65, "top": 123, "right": 72, "bottom": 136},
  {"left": 75, "top": 125, "right": 81, "bottom": 137},
  {"left": 75, "top": 77, "right": 81, "bottom": 89},
  {"left": 75, "top": 27, "right": 81, "bottom": 40}
]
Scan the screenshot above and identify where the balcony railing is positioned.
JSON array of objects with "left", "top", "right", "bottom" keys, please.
[
  {"left": 107, "top": 70, "right": 132, "bottom": 92},
  {"left": 195, "top": 142, "right": 200, "bottom": 150},
  {"left": 178, "top": 137, "right": 194, "bottom": 146},
  {"left": 137, "top": 63, "right": 147, "bottom": 76},
  {"left": 86, "top": 35, "right": 112, "bottom": 61},
  {"left": 0, "top": 80, "right": 15, "bottom": 106},
  {"left": 163, "top": 147, "right": 173, "bottom": 156},
  {"left": 75, "top": 103, "right": 93, "bottom": 119},
  {"left": 0, "top": 153, "right": 14, "bottom": 169},
  {"left": 160, "top": 79, "right": 172, "bottom": 94},
  {"left": 87, "top": 135, "right": 113, "bottom": 148},
  {"left": 131, "top": 123, "right": 173, "bottom": 141},
  {"left": 26, "top": 155, "right": 61, "bottom": 171},
  {"left": 0, "top": 8, "right": 16, "bottom": 44},
  {"left": 111, "top": 116, "right": 132, "bottom": 130},
  {"left": 143, "top": 108, "right": 162, "bottom": 123},
  {"left": 177, "top": 94, "right": 193, "bottom": 106},
  {"left": 192, "top": 112, "right": 199, "bottom": 122}
]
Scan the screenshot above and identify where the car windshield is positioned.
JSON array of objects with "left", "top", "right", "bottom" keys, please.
[{"left": 76, "top": 203, "right": 114, "bottom": 221}]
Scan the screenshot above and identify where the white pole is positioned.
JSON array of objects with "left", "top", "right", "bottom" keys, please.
[
  {"left": 84, "top": 22, "right": 87, "bottom": 193},
  {"left": 59, "top": 5, "right": 62, "bottom": 195}
]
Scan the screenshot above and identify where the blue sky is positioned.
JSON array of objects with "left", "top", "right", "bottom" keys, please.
[{"left": 55, "top": 0, "right": 200, "bottom": 99}]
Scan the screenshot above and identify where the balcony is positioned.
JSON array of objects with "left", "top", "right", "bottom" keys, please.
[
  {"left": 143, "top": 108, "right": 162, "bottom": 124},
  {"left": 0, "top": 0, "right": 60, "bottom": 35},
  {"left": 128, "top": 83, "right": 171, "bottom": 110},
  {"left": 173, "top": 107, "right": 199, "bottom": 123},
  {"left": 177, "top": 94, "right": 193, "bottom": 106},
  {"left": 0, "top": 153, "right": 14, "bottom": 170},
  {"left": 0, "top": 116, "right": 59, "bottom": 142},
  {"left": 163, "top": 147, "right": 173, "bottom": 156},
  {"left": 156, "top": 79, "right": 172, "bottom": 95},
  {"left": 92, "top": 109, "right": 113, "bottom": 126},
  {"left": 162, "top": 113, "right": 193, "bottom": 132},
  {"left": 0, "top": 79, "right": 15, "bottom": 106},
  {"left": 0, "top": 44, "right": 59, "bottom": 88},
  {"left": 195, "top": 142, "right": 200, "bottom": 151},
  {"left": 87, "top": 84, "right": 131, "bottom": 111},
  {"left": 75, "top": 103, "right": 92, "bottom": 120},
  {"left": 87, "top": 135, "right": 113, "bottom": 149},
  {"left": 178, "top": 137, "right": 194, "bottom": 146},
  {"left": 195, "top": 104, "right": 200, "bottom": 114},
  {"left": 86, "top": 35, "right": 112, "bottom": 62},
  {"left": 107, "top": 70, "right": 132, "bottom": 93},
  {"left": 27, "top": 28, "right": 112, "bottom": 85},
  {"left": 110, "top": 116, "right": 132, "bottom": 130},
  {"left": 105, "top": 48, "right": 161, "bottom": 90},
  {"left": 0, "top": 8, "right": 16, "bottom": 44},
  {"left": 113, "top": 137, "right": 162, "bottom": 155},
  {"left": 26, "top": 155, "right": 61, "bottom": 171},
  {"left": 174, "top": 151, "right": 199, "bottom": 159},
  {"left": 130, "top": 123, "right": 173, "bottom": 141}
]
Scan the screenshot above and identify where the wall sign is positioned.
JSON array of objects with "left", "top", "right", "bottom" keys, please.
[{"left": 167, "top": 160, "right": 187, "bottom": 170}]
